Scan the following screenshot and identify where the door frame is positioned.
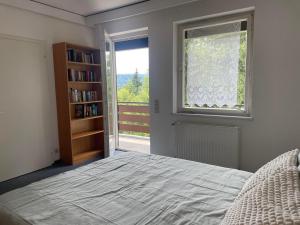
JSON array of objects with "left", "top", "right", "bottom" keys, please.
[
  {"left": 100, "top": 27, "right": 150, "bottom": 156},
  {"left": 106, "top": 32, "right": 119, "bottom": 155},
  {"left": 99, "top": 27, "right": 119, "bottom": 158},
  {"left": 111, "top": 29, "right": 150, "bottom": 152}
]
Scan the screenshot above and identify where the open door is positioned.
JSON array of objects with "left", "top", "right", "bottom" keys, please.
[
  {"left": 114, "top": 37, "right": 150, "bottom": 154},
  {"left": 104, "top": 33, "right": 118, "bottom": 156},
  {"left": 102, "top": 28, "right": 150, "bottom": 157}
]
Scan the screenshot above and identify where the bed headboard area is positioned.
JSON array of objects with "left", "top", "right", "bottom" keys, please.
[{"left": 173, "top": 122, "right": 239, "bottom": 169}]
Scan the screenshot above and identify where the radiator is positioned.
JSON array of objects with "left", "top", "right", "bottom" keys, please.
[{"left": 173, "top": 122, "right": 239, "bottom": 169}]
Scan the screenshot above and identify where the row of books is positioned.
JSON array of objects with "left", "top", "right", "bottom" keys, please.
[
  {"left": 67, "top": 48, "right": 96, "bottom": 64},
  {"left": 75, "top": 104, "right": 99, "bottom": 118},
  {"left": 68, "top": 69, "right": 98, "bottom": 82},
  {"left": 70, "top": 89, "right": 98, "bottom": 103}
]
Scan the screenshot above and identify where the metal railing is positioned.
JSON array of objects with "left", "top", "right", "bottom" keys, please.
[{"left": 117, "top": 102, "right": 150, "bottom": 135}]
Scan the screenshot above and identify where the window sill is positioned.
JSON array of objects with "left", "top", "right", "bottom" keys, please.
[{"left": 172, "top": 112, "right": 253, "bottom": 120}]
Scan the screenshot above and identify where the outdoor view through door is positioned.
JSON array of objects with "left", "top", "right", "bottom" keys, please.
[{"left": 115, "top": 38, "right": 150, "bottom": 154}]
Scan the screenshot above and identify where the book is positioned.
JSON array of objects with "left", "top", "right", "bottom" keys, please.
[
  {"left": 70, "top": 89, "right": 98, "bottom": 103},
  {"left": 68, "top": 69, "right": 98, "bottom": 82},
  {"left": 67, "top": 49, "right": 75, "bottom": 61},
  {"left": 75, "top": 105, "right": 84, "bottom": 118},
  {"left": 67, "top": 48, "right": 96, "bottom": 64},
  {"left": 74, "top": 104, "right": 99, "bottom": 118}
]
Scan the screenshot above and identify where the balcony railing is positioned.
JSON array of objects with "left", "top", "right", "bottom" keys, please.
[{"left": 117, "top": 102, "right": 150, "bottom": 135}]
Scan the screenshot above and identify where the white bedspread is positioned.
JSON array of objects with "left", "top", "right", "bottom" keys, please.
[{"left": 0, "top": 152, "right": 252, "bottom": 225}]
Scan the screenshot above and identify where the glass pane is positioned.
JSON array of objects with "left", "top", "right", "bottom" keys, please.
[
  {"left": 105, "top": 42, "right": 114, "bottom": 136},
  {"left": 105, "top": 36, "right": 117, "bottom": 154},
  {"left": 114, "top": 43, "right": 150, "bottom": 154},
  {"left": 183, "top": 21, "right": 247, "bottom": 110}
]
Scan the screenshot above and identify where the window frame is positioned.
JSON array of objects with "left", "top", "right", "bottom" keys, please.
[{"left": 174, "top": 12, "right": 254, "bottom": 118}]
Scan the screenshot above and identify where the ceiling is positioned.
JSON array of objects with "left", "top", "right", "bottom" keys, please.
[{"left": 30, "top": 0, "right": 149, "bottom": 16}]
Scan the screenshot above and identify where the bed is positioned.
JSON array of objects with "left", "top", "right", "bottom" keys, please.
[
  {"left": 0, "top": 152, "right": 251, "bottom": 225},
  {"left": 0, "top": 150, "right": 299, "bottom": 225}
]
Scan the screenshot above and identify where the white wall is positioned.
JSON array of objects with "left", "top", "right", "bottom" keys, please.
[
  {"left": 93, "top": 0, "right": 300, "bottom": 172},
  {"left": 0, "top": 4, "right": 96, "bottom": 181}
]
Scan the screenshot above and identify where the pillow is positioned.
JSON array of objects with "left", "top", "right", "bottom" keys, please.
[
  {"left": 221, "top": 167, "right": 300, "bottom": 225},
  {"left": 221, "top": 149, "right": 300, "bottom": 225},
  {"left": 237, "top": 149, "right": 299, "bottom": 198}
]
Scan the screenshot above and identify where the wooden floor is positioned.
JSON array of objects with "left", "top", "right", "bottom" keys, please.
[{"left": 118, "top": 134, "right": 150, "bottom": 154}]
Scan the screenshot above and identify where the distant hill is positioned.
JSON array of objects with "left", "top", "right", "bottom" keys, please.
[{"left": 117, "top": 74, "right": 148, "bottom": 89}]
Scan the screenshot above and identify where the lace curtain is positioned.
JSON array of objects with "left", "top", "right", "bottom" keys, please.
[{"left": 184, "top": 21, "right": 245, "bottom": 109}]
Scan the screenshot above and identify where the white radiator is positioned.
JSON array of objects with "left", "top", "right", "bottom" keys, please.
[{"left": 173, "top": 122, "right": 239, "bottom": 169}]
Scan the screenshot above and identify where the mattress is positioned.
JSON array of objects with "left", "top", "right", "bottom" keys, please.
[{"left": 0, "top": 152, "right": 252, "bottom": 225}]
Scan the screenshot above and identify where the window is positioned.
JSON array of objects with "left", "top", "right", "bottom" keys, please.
[{"left": 176, "top": 13, "right": 253, "bottom": 117}]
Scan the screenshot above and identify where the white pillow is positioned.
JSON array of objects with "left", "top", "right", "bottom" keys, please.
[
  {"left": 221, "top": 167, "right": 300, "bottom": 225},
  {"left": 237, "top": 149, "right": 299, "bottom": 198},
  {"left": 221, "top": 149, "right": 300, "bottom": 225}
]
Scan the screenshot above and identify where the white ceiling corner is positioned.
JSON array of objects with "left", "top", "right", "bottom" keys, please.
[
  {"left": 0, "top": 0, "right": 199, "bottom": 26},
  {"left": 30, "top": 0, "right": 147, "bottom": 16},
  {"left": 0, "top": 0, "right": 86, "bottom": 25},
  {"left": 86, "top": 0, "right": 199, "bottom": 25},
  {"left": 0, "top": 0, "right": 147, "bottom": 25}
]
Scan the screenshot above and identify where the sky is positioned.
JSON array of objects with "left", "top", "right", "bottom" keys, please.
[{"left": 115, "top": 48, "right": 149, "bottom": 75}]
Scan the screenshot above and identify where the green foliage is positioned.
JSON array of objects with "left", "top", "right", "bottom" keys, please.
[
  {"left": 117, "top": 72, "right": 149, "bottom": 103},
  {"left": 238, "top": 32, "right": 247, "bottom": 106},
  {"left": 130, "top": 69, "right": 143, "bottom": 95},
  {"left": 117, "top": 73, "right": 149, "bottom": 136}
]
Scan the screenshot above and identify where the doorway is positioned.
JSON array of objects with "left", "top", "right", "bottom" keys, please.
[
  {"left": 105, "top": 34, "right": 150, "bottom": 155},
  {"left": 115, "top": 38, "right": 150, "bottom": 154}
]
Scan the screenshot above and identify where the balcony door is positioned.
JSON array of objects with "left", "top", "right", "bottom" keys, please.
[
  {"left": 103, "top": 29, "right": 150, "bottom": 156},
  {"left": 104, "top": 32, "right": 118, "bottom": 157},
  {"left": 112, "top": 35, "right": 150, "bottom": 154},
  {"left": 103, "top": 28, "right": 150, "bottom": 155}
]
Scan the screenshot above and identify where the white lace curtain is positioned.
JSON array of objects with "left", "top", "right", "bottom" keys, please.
[{"left": 184, "top": 21, "right": 244, "bottom": 108}]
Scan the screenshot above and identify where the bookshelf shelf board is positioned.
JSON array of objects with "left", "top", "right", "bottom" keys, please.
[
  {"left": 67, "top": 43, "right": 99, "bottom": 51},
  {"left": 72, "top": 115, "right": 104, "bottom": 122},
  {"left": 68, "top": 61, "right": 101, "bottom": 67},
  {"left": 70, "top": 100, "right": 103, "bottom": 105},
  {"left": 72, "top": 130, "right": 104, "bottom": 140},
  {"left": 73, "top": 149, "right": 103, "bottom": 164},
  {"left": 68, "top": 81, "right": 102, "bottom": 84}
]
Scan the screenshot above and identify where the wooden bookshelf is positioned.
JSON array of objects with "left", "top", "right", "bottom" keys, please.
[
  {"left": 70, "top": 100, "right": 103, "bottom": 105},
  {"left": 72, "top": 130, "right": 104, "bottom": 140},
  {"left": 68, "top": 81, "right": 102, "bottom": 84},
  {"left": 53, "top": 42, "right": 104, "bottom": 165},
  {"left": 68, "top": 61, "right": 101, "bottom": 67},
  {"left": 73, "top": 150, "right": 103, "bottom": 164},
  {"left": 71, "top": 115, "right": 104, "bottom": 122}
]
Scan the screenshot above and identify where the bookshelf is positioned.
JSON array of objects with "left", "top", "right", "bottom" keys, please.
[{"left": 53, "top": 42, "right": 104, "bottom": 165}]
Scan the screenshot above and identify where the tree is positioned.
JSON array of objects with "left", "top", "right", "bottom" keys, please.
[
  {"left": 117, "top": 72, "right": 149, "bottom": 103},
  {"left": 128, "top": 68, "right": 143, "bottom": 96}
]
